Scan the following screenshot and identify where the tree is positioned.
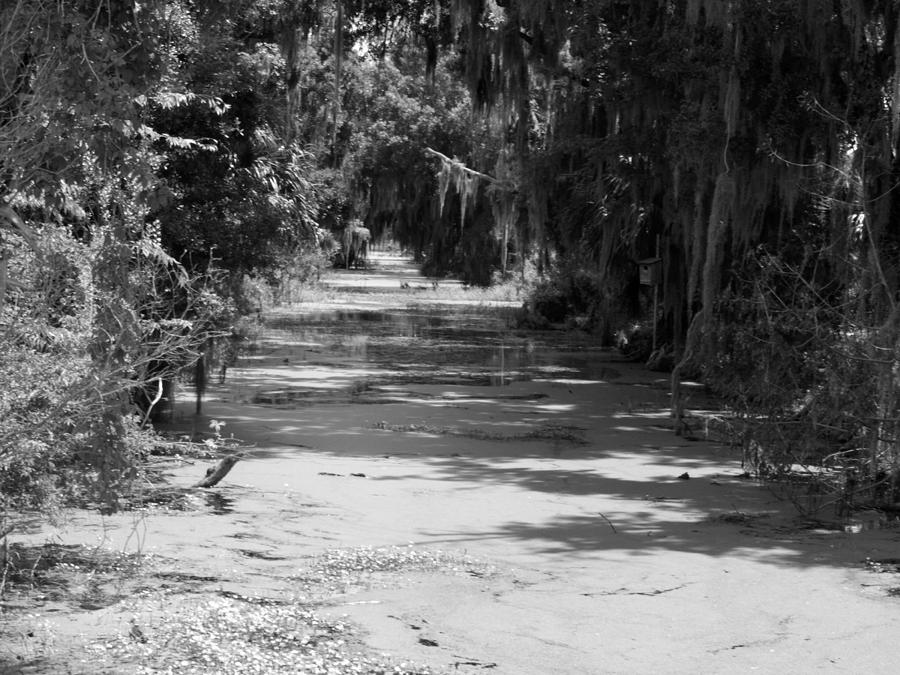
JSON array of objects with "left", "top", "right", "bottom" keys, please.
[
  {"left": 0, "top": 0, "right": 230, "bottom": 525},
  {"left": 142, "top": 2, "right": 321, "bottom": 291},
  {"left": 439, "top": 0, "right": 900, "bottom": 504}
]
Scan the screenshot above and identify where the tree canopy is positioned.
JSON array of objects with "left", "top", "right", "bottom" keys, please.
[{"left": 435, "top": 0, "right": 900, "bottom": 491}]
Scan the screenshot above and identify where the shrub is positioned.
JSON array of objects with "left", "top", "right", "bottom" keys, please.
[
  {"left": 524, "top": 279, "right": 569, "bottom": 325},
  {"left": 701, "top": 250, "right": 900, "bottom": 513}
]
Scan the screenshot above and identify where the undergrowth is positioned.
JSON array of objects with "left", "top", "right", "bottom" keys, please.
[{"left": 700, "top": 249, "right": 900, "bottom": 519}]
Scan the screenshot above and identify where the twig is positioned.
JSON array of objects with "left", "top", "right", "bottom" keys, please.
[{"left": 598, "top": 512, "right": 617, "bottom": 534}]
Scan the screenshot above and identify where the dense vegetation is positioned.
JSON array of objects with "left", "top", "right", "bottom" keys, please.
[
  {"left": 448, "top": 0, "right": 900, "bottom": 510},
  {"left": 2, "top": 0, "right": 900, "bottom": 535}
]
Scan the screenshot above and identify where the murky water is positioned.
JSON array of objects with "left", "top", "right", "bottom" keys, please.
[{"left": 261, "top": 307, "right": 621, "bottom": 388}]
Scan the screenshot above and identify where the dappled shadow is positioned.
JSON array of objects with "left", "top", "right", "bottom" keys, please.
[
  {"left": 376, "top": 452, "right": 889, "bottom": 569},
  {"left": 199, "top": 403, "right": 894, "bottom": 571},
  {"left": 212, "top": 301, "right": 659, "bottom": 415},
  {"left": 234, "top": 406, "right": 897, "bottom": 571},
  {"left": 367, "top": 452, "right": 739, "bottom": 496},
  {"left": 222, "top": 341, "right": 612, "bottom": 396},
  {"left": 203, "top": 399, "right": 677, "bottom": 460},
  {"left": 415, "top": 512, "right": 861, "bottom": 566},
  {"left": 180, "top": 302, "right": 900, "bottom": 574}
]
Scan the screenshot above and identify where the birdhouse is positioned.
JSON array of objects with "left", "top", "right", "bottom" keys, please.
[{"left": 638, "top": 257, "right": 662, "bottom": 286}]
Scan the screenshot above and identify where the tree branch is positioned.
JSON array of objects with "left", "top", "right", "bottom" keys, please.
[{"left": 424, "top": 147, "right": 515, "bottom": 191}]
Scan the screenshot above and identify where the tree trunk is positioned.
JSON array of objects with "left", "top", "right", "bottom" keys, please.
[
  {"left": 195, "top": 346, "right": 207, "bottom": 415},
  {"left": 332, "top": 0, "right": 343, "bottom": 158},
  {"left": 671, "top": 171, "right": 733, "bottom": 432}
]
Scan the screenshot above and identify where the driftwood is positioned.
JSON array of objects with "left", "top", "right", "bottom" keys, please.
[{"left": 193, "top": 453, "right": 242, "bottom": 488}]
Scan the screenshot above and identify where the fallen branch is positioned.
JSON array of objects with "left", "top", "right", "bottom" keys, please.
[{"left": 193, "top": 453, "right": 243, "bottom": 488}]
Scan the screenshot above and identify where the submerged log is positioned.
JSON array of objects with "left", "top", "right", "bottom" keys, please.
[{"left": 193, "top": 453, "right": 242, "bottom": 488}]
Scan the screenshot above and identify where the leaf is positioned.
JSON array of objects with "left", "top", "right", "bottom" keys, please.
[{"left": 149, "top": 92, "right": 229, "bottom": 115}]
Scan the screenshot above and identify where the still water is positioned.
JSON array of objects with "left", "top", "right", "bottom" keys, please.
[{"left": 261, "top": 307, "right": 620, "bottom": 388}]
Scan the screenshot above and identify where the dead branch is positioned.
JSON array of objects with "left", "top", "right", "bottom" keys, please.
[
  {"left": 193, "top": 453, "right": 242, "bottom": 488},
  {"left": 424, "top": 147, "right": 511, "bottom": 188},
  {"left": 140, "top": 377, "right": 164, "bottom": 428}
]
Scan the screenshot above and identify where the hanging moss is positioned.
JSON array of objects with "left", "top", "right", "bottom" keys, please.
[{"left": 443, "top": 0, "right": 900, "bottom": 329}]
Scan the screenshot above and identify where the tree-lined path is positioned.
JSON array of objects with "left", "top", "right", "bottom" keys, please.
[
  {"left": 7, "top": 255, "right": 898, "bottom": 673},
  {"left": 4, "top": 2, "right": 900, "bottom": 672}
]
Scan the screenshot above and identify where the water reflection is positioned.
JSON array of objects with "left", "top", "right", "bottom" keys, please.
[
  {"left": 204, "top": 491, "right": 235, "bottom": 514},
  {"left": 266, "top": 307, "right": 612, "bottom": 387},
  {"left": 345, "top": 334, "right": 369, "bottom": 359},
  {"left": 488, "top": 341, "right": 535, "bottom": 385}
]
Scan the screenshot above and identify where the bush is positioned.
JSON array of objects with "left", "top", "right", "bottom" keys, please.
[
  {"left": 617, "top": 324, "right": 654, "bottom": 361},
  {"left": 1, "top": 209, "right": 230, "bottom": 529},
  {"left": 521, "top": 266, "right": 633, "bottom": 339},
  {"left": 0, "top": 345, "right": 158, "bottom": 518},
  {"left": 701, "top": 250, "right": 900, "bottom": 514},
  {"left": 270, "top": 243, "right": 331, "bottom": 305},
  {"left": 524, "top": 279, "right": 569, "bottom": 325}
]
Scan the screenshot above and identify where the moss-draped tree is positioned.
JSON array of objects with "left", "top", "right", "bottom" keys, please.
[{"left": 435, "top": 0, "right": 900, "bottom": 500}]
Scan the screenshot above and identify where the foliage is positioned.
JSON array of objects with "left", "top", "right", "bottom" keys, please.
[
  {"left": 334, "top": 52, "right": 497, "bottom": 282},
  {"left": 1, "top": 204, "right": 228, "bottom": 518},
  {"left": 266, "top": 242, "right": 332, "bottom": 305},
  {"left": 5, "top": 0, "right": 900, "bottom": 526},
  {"left": 143, "top": 5, "right": 321, "bottom": 286},
  {"left": 434, "top": 0, "right": 900, "bottom": 505},
  {"left": 0, "top": 0, "right": 324, "bottom": 523},
  {"left": 0, "top": 344, "right": 88, "bottom": 514},
  {"left": 703, "top": 247, "right": 899, "bottom": 511}
]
